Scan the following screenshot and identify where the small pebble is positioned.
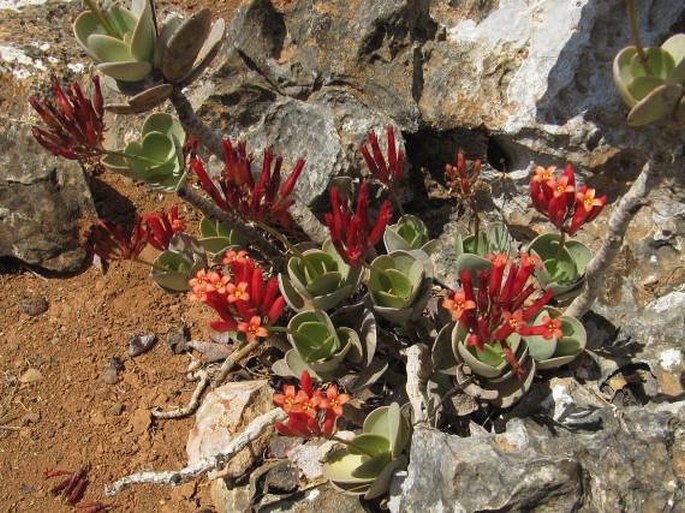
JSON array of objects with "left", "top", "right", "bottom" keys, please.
[
  {"left": 19, "top": 296, "right": 48, "bottom": 317},
  {"left": 128, "top": 332, "right": 157, "bottom": 357},
  {"left": 167, "top": 326, "right": 190, "bottom": 354},
  {"left": 20, "top": 412, "right": 40, "bottom": 426},
  {"left": 101, "top": 367, "right": 119, "bottom": 385},
  {"left": 19, "top": 368, "right": 43, "bottom": 384},
  {"left": 110, "top": 403, "right": 125, "bottom": 416}
]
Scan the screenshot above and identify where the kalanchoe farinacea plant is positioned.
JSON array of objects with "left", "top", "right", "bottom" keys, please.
[
  {"left": 368, "top": 250, "right": 434, "bottom": 325},
  {"left": 188, "top": 250, "right": 286, "bottom": 340},
  {"left": 190, "top": 140, "right": 306, "bottom": 228},
  {"left": 273, "top": 305, "right": 379, "bottom": 384},
  {"left": 150, "top": 232, "right": 207, "bottom": 292},
  {"left": 445, "top": 151, "right": 484, "bottom": 237},
  {"left": 142, "top": 205, "right": 185, "bottom": 251},
  {"left": 278, "top": 239, "right": 362, "bottom": 312},
  {"left": 524, "top": 307, "right": 587, "bottom": 369},
  {"left": 74, "top": 0, "right": 224, "bottom": 113},
  {"left": 435, "top": 253, "right": 562, "bottom": 407},
  {"left": 197, "top": 216, "right": 247, "bottom": 259},
  {"left": 323, "top": 403, "right": 411, "bottom": 499},
  {"left": 325, "top": 181, "right": 393, "bottom": 268},
  {"left": 29, "top": 77, "right": 105, "bottom": 162},
  {"left": 102, "top": 113, "right": 187, "bottom": 192},
  {"left": 273, "top": 371, "right": 350, "bottom": 438},
  {"left": 454, "top": 222, "right": 515, "bottom": 276},
  {"left": 612, "top": 0, "right": 684, "bottom": 126},
  {"left": 383, "top": 214, "right": 436, "bottom": 255},
  {"left": 528, "top": 164, "right": 606, "bottom": 303}
]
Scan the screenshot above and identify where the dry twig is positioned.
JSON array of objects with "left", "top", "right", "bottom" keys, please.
[
  {"left": 404, "top": 344, "right": 432, "bottom": 426},
  {"left": 105, "top": 408, "right": 286, "bottom": 495},
  {"left": 151, "top": 370, "right": 210, "bottom": 420}
]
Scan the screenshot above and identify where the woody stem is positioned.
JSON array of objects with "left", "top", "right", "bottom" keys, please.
[
  {"left": 83, "top": 0, "right": 117, "bottom": 38},
  {"left": 253, "top": 220, "right": 319, "bottom": 276}
]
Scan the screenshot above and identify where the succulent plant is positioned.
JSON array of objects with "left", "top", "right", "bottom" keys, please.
[
  {"left": 367, "top": 250, "right": 433, "bottom": 325},
  {"left": 274, "top": 307, "right": 378, "bottom": 382},
  {"left": 198, "top": 216, "right": 247, "bottom": 257},
  {"left": 150, "top": 233, "right": 207, "bottom": 291},
  {"left": 323, "top": 403, "right": 411, "bottom": 499},
  {"left": 383, "top": 214, "right": 436, "bottom": 255},
  {"left": 524, "top": 308, "right": 586, "bottom": 370},
  {"left": 74, "top": 0, "right": 157, "bottom": 83},
  {"left": 454, "top": 222, "right": 515, "bottom": 276},
  {"left": 278, "top": 240, "right": 362, "bottom": 312},
  {"left": 74, "top": 1, "right": 225, "bottom": 114},
  {"left": 432, "top": 323, "right": 535, "bottom": 409},
  {"left": 613, "top": 34, "right": 685, "bottom": 126},
  {"left": 528, "top": 233, "right": 592, "bottom": 304},
  {"left": 101, "top": 113, "right": 186, "bottom": 192}
]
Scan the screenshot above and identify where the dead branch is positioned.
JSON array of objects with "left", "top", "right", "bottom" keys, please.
[
  {"left": 105, "top": 408, "right": 287, "bottom": 496},
  {"left": 404, "top": 343, "right": 432, "bottom": 426},
  {"left": 151, "top": 370, "right": 210, "bottom": 420}
]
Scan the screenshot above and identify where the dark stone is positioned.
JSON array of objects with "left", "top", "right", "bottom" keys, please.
[
  {"left": 0, "top": 125, "right": 96, "bottom": 273},
  {"left": 263, "top": 461, "right": 299, "bottom": 494},
  {"left": 167, "top": 326, "right": 191, "bottom": 354},
  {"left": 128, "top": 332, "right": 157, "bottom": 357},
  {"left": 19, "top": 295, "right": 48, "bottom": 316}
]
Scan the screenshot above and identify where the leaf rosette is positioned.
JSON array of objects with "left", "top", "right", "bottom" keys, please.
[
  {"left": 383, "top": 214, "right": 436, "bottom": 255},
  {"left": 323, "top": 403, "right": 411, "bottom": 499},
  {"left": 197, "top": 216, "right": 247, "bottom": 258},
  {"left": 454, "top": 223, "right": 515, "bottom": 277},
  {"left": 150, "top": 233, "right": 207, "bottom": 292},
  {"left": 613, "top": 34, "right": 685, "bottom": 126},
  {"left": 278, "top": 240, "right": 362, "bottom": 312},
  {"left": 432, "top": 323, "right": 535, "bottom": 409},
  {"left": 528, "top": 233, "right": 592, "bottom": 304},
  {"left": 368, "top": 250, "right": 433, "bottom": 325},
  {"left": 102, "top": 113, "right": 186, "bottom": 192}
]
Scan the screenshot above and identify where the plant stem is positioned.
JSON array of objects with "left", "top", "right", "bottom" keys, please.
[
  {"left": 626, "top": 0, "right": 652, "bottom": 74},
  {"left": 564, "top": 157, "right": 658, "bottom": 318},
  {"left": 330, "top": 435, "right": 377, "bottom": 458},
  {"left": 389, "top": 187, "right": 405, "bottom": 216},
  {"left": 169, "top": 88, "right": 224, "bottom": 160},
  {"left": 253, "top": 220, "right": 319, "bottom": 276},
  {"left": 177, "top": 184, "right": 282, "bottom": 261},
  {"left": 210, "top": 339, "right": 261, "bottom": 387},
  {"left": 555, "top": 230, "right": 567, "bottom": 260},
  {"left": 104, "top": 149, "right": 159, "bottom": 166},
  {"left": 83, "top": 0, "right": 118, "bottom": 38}
]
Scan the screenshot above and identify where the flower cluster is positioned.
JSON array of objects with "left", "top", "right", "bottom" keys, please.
[
  {"left": 360, "top": 125, "right": 405, "bottom": 187},
  {"left": 445, "top": 151, "right": 481, "bottom": 200},
  {"left": 142, "top": 205, "right": 186, "bottom": 251},
  {"left": 29, "top": 77, "right": 105, "bottom": 162},
  {"left": 443, "top": 254, "right": 558, "bottom": 377},
  {"left": 190, "top": 139, "right": 305, "bottom": 228},
  {"left": 530, "top": 164, "right": 607, "bottom": 236},
  {"left": 86, "top": 206, "right": 185, "bottom": 264},
  {"left": 188, "top": 251, "right": 286, "bottom": 339},
  {"left": 324, "top": 181, "right": 393, "bottom": 268},
  {"left": 273, "top": 371, "right": 350, "bottom": 438}
]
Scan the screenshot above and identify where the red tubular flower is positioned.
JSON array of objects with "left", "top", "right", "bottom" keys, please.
[
  {"left": 445, "top": 151, "right": 481, "bottom": 199},
  {"left": 273, "top": 372, "right": 350, "bottom": 438},
  {"left": 360, "top": 125, "right": 405, "bottom": 187},
  {"left": 530, "top": 164, "right": 607, "bottom": 235},
  {"left": 142, "top": 206, "right": 186, "bottom": 251},
  {"left": 442, "top": 253, "right": 556, "bottom": 378},
  {"left": 324, "top": 181, "right": 393, "bottom": 267},
  {"left": 29, "top": 77, "right": 105, "bottom": 161},
  {"left": 86, "top": 217, "right": 148, "bottom": 264},
  {"left": 190, "top": 140, "right": 305, "bottom": 228},
  {"left": 188, "top": 253, "right": 286, "bottom": 337}
]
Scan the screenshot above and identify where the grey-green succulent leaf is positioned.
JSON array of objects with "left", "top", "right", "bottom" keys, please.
[
  {"left": 383, "top": 214, "right": 436, "bottom": 254},
  {"left": 524, "top": 308, "right": 587, "bottom": 370},
  {"left": 323, "top": 403, "right": 411, "bottom": 499},
  {"left": 198, "top": 216, "right": 247, "bottom": 257},
  {"left": 612, "top": 34, "right": 685, "bottom": 126},
  {"left": 150, "top": 233, "right": 207, "bottom": 292}
]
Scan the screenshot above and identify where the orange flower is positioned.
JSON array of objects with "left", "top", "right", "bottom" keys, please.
[
  {"left": 532, "top": 165, "right": 555, "bottom": 183},
  {"left": 443, "top": 291, "right": 476, "bottom": 321},
  {"left": 237, "top": 315, "right": 268, "bottom": 342},
  {"left": 541, "top": 316, "right": 563, "bottom": 340},
  {"left": 226, "top": 281, "right": 250, "bottom": 303},
  {"left": 320, "top": 384, "right": 350, "bottom": 417},
  {"left": 223, "top": 250, "right": 250, "bottom": 265}
]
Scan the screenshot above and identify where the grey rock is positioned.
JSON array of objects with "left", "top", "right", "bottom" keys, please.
[
  {"left": 128, "top": 332, "right": 157, "bottom": 357},
  {"left": 0, "top": 124, "right": 95, "bottom": 272},
  {"left": 19, "top": 295, "right": 48, "bottom": 316},
  {"left": 395, "top": 402, "right": 685, "bottom": 512},
  {"left": 255, "top": 483, "right": 365, "bottom": 513},
  {"left": 167, "top": 326, "right": 191, "bottom": 354},
  {"left": 263, "top": 461, "right": 299, "bottom": 494}
]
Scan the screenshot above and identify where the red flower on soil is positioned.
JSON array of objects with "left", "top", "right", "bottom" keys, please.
[
  {"left": 190, "top": 140, "right": 305, "bottom": 228},
  {"left": 86, "top": 217, "right": 148, "bottom": 264},
  {"left": 188, "top": 253, "right": 285, "bottom": 337},
  {"left": 142, "top": 205, "right": 186, "bottom": 251},
  {"left": 273, "top": 372, "right": 350, "bottom": 438},
  {"left": 29, "top": 77, "right": 105, "bottom": 161},
  {"left": 324, "top": 181, "right": 393, "bottom": 267},
  {"left": 442, "top": 253, "right": 557, "bottom": 378},
  {"left": 530, "top": 164, "right": 607, "bottom": 235},
  {"left": 360, "top": 125, "right": 405, "bottom": 187}
]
